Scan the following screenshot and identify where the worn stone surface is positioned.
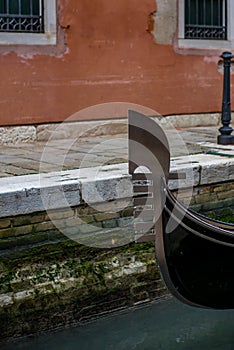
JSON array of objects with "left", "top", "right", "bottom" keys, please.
[
  {"left": 156, "top": 113, "right": 220, "bottom": 128},
  {"left": 0, "top": 152, "right": 234, "bottom": 218},
  {"left": 36, "top": 119, "right": 127, "bottom": 141},
  {"left": 153, "top": 0, "right": 177, "bottom": 45},
  {"left": 0, "top": 126, "right": 36, "bottom": 145},
  {"left": 0, "top": 115, "right": 222, "bottom": 149}
]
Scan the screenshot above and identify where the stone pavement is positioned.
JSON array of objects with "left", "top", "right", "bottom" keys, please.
[
  {"left": 0, "top": 124, "right": 234, "bottom": 178},
  {"left": 0, "top": 122, "right": 234, "bottom": 219}
]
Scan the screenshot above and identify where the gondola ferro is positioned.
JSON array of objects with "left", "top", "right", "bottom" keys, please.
[{"left": 128, "top": 110, "right": 234, "bottom": 309}]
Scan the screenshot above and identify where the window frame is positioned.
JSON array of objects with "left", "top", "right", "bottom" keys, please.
[
  {"left": 0, "top": 0, "right": 56, "bottom": 45},
  {"left": 178, "top": 0, "right": 234, "bottom": 49}
]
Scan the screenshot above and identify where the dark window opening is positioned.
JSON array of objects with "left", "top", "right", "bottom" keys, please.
[
  {"left": 185, "top": 0, "right": 227, "bottom": 40},
  {"left": 0, "top": 0, "right": 44, "bottom": 33}
]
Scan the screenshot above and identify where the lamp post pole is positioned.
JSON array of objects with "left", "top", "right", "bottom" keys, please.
[{"left": 218, "top": 51, "right": 234, "bottom": 145}]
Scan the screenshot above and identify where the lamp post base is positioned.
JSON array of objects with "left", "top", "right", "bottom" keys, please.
[{"left": 217, "top": 134, "right": 234, "bottom": 145}]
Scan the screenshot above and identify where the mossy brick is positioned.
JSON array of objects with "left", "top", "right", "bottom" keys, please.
[
  {"left": 0, "top": 219, "right": 11, "bottom": 229},
  {"left": 196, "top": 187, "right": 209, "bottom": 195},
  {"left": 62, "top": 226, "right": 79, "bottom": 236},
  {"left": 13, "top": 225, "right": 33, "bottom": 237},
  {"left": 102, "top": 219, "right": 118, "bottom": 229},
  {"left": 11, "top": 232, "right": 49, "bottom": 247},
  {"left": 78, "top": 222, "right": 103, "bottom": 234},
  {"left": 214, "top": 207, "right": 234, "bottom": 216},
  {"left": 74, "top": 215, "right": 95, "bottom": 224},
  {"left": 94, "top": 212, "right": 119, "bottom": 222},
  {"left": 45, "top": 209, "right": 75, "bottom": 220},
  {"left": 195, "top": 193, "right": 218, "bottom": 204},
  {"left": 48, "top": 230, "right": 69, "bottom": 242},
  {"left": 0, "top": 238, "right": 13, "bottom": 250},
  {"left": 11, "top": 216, "right": 32, "bottom": 227},
  {"left": 213, "top": 183, "right": 234, "bottom": 192},
  {"left": 30, "top": 213, "right": 48, "bottom": 224},
  {"left": 0, "top": 228, "right": 12, "bottom": 239},
  {"left": 189, "top": 204, "right": 202, "bottom": 212},
  {"left": 179, "top": 189, "right": 195, "bottom": 199},
  {"left": 0, "top": 225, "right": 33, "bottom": 238},
  {"left": 201, "top": 198, "right": 232, "bottom": 211},
  {"left": 62, "top": 216, "right": 94, "bottom": 227},
  {"left": 179, "top": 196, "right": 196, "bottom": 206},
  {"left": 217, "top": 190, "right": 234, "bottom": 200},
  {"left": 130, "top": 282, "right": 150, "bottom": 296},
  {"left": 121, "top": 207, "right": 134, "bottom": 217},
  {"left": 117, "top": 217, "right": 133, "bottom": 227},
  {"left": 34, "top": 221, "right": 55, "bottom": 233},
  {"left": 77, "top": 206, "right": 97, "bottom": 216},
  {"left": 11, "top": 213, "right": 48, "bottom": 227}
]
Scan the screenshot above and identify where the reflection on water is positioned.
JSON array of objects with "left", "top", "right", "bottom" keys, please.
[{"left": 2, "top": 297, "right": 234, "bottom": 350}]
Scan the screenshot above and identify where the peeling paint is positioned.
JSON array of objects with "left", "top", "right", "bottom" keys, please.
[{"left": 203, "top": 56, "right": 220, "bottom": 64}]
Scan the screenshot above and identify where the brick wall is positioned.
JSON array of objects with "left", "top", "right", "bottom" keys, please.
[{"left": 0, "top": 181, "right": 233, "bottom": 340}]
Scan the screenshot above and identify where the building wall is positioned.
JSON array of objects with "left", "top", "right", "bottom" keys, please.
[{"left": 0, "top": 0, "right": 227, "bottom": 126}]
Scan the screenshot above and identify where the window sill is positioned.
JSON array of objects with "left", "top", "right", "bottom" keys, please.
[
  {"left": 178, "top": 38, "right": 234, "bottom": 50},
  {"left": 0, "top": 31, "right": 56, "bottom": 46}
]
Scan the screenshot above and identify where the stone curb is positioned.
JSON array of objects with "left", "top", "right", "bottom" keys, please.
[
  {"left": 0, "top": 153, "right": 233, "bottom": 218},
  {"left": 0, "top": 113, "right": 226, "bottom": 144}
]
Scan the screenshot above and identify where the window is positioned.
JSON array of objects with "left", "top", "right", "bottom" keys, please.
[
  {"left": 185, "top": 0, "right": 227, "bottom": 40},
  {"left": 0, "top": 0, "right": 44, "bottom": 33},
  {"left": 178, "top": 0, "right": 234, "bottom": 49},
  {"left": 0, "top": 0, "right": 56, "bottom": 45}
]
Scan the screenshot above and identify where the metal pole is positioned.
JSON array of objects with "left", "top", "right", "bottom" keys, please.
[{"left": 217, "top": 51, "right": 234, "bottom": 145}]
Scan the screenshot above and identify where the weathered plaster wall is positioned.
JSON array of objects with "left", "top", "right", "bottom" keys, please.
[{"left": 0, "top": 0, "right": 227, "bottom": 126}]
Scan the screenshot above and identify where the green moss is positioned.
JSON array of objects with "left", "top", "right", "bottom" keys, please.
[{"left": 206, "top": 212, "right": 234, "bottom": 223}]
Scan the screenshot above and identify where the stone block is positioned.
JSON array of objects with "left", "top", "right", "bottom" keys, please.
[
  {"left": 0, "top": 126, "right": 36, "bottom": 145},
  {"left": 201, "top": 198, "right": 233, "bottom": 211},
  {"left": 0, "top": 238, "right": 13, "bottom": 250},
  {"left": 0, "top": 224, "right": 33, "bottom": 238},
  {"left": 102, "top": 219, "right": 118, "bottom": 229},
  {"left": 0, "top": 228, "right": 12, "bottom": 239},
  {"left": 94, "top": 212, "right": 119, "bottom": 222},
  {"left": 82, "top": 176, "right": 132, "bottom": 205},
  {"left": 123, "top": 261, "right": 147, "bottom": 275},
  {"left": 156, "top": 113, "right": 220, "bottom": 128},
  {"left": 34, "top": 221, "right": 55, "bottom": 233},
  {"left": 195, "top": 193, "right": 218, "bottom": 204},
  {"left": 12, "top": 232, "right": 49, "bottom": 247},
  {"left": 217, "top": 190, "right": 234, "bottom": 200},
  {"left": 13, "top": 225, "right": 33, "bottom": 237},
  {"left": 0, "top": 219, "right": 11, "bottom": 229},
  {"left": 36, "top": 119, "right": 127, "bottom": 141},
  {"left": 200, "top": 159, "right": 233, "bottom": 185},
  {"left": 11, "top": 216, "right": 32, "bottom": 227},
  {"left": 78, "top": 222, "right": 103, "bottom": 234},
  {"left": 0, "top": 294, "right": 13, "bottom": 307},
  {"left": 117, "top": 217, "right": 133, "bottom": 227}
]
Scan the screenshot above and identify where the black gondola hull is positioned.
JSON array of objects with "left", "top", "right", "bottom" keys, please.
[{"left": 158, "top": 188, "right": 234, "bottom": 309}]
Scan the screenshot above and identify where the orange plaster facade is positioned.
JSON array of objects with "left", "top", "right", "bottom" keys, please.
[{"left": 0, "top": 0, "right": 228, "bottom": 126}]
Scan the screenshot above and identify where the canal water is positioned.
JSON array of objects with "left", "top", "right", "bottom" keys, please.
[{"left": 2, "top": 297, "right": 234, "bottom": 350}]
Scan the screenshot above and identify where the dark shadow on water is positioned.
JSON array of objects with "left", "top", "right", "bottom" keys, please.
[{"left": 2, "top": 297, "right": 234, "bottom": 350}]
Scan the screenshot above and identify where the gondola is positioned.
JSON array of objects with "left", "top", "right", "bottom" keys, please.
[{"left": 128, "top": 110, "right": 234, "bottom": 309}]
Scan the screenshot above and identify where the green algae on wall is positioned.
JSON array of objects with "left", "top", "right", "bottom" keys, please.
[
  {"left": 0, "top": 181, "right": 234, "bottom": 341},
  {"left": 0, "top": 239, "right": 168, "bottom": 340}
]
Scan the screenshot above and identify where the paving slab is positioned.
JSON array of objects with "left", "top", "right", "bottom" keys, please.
[{"left": 0, "top": 125, "right": 233, "bottom": 178}]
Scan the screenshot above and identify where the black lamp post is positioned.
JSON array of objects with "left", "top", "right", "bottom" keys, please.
[{"left": 217, "top": 51, "right": 234, "bottom": 145}]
